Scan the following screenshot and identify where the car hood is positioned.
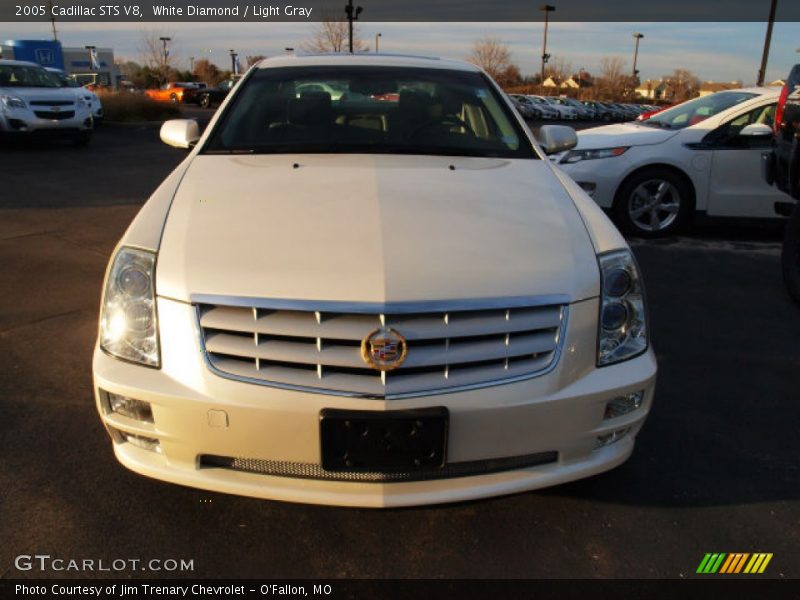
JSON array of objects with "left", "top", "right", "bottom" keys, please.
[
  {"left": 156, "top": 154, "right": 600, "bottom": 305},
  {"left": 575, "top": 122, "right": 679, "bottom": 149},
  {"left": 0, "top": 86, "right": 78, "bottom": 102}
]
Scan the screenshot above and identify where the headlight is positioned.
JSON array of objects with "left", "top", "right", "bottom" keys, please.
[
  {"left": 1, "top": 95, "right": 27, "bottom": 110},
  {"left": 562, "top": 147, "right": 629, "bottom": 164},
  {"left": 597, "top": 249, "right": 648, "bottom": 366},
  {"left": 100, "top": 247, "right": 160, "bottom": 367}
]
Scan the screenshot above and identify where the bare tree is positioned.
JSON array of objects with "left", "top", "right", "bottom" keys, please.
[
  {"left": 246, "top": 55, "right": 267, "bottom": 67},
  {"left": 662, "top": 68, "right": 701, "bottom": 102},
  {"left": 302, "top": 17, "right": 367, "bottom": 53},
  {"left": 139, "top": 29, "right": 177, "bottom": 83},
  {"left": 193, "top": 58, "right": 226, "bottom": 86},
  {"left": 595, "top": 56, "right": 629, "bottom": 100},
  {"left": 497, "top": 63, "right": 522, "bottom": 88},
  {"left": 467, "top": 37, "right": 514, "bottom": 83}
]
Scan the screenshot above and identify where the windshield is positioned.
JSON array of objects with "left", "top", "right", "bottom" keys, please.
[
  {"left": 204, "top": 66, "right": 535, "bottom": 158},
  {"left": 49, "top": 72, "right": 79, "bottom": 88},
  {"left": 644, "top": 91, "right": 758, "bottom": 130},
  {"left": 0, "top": 64, "right": 61, "bottom": 88}
]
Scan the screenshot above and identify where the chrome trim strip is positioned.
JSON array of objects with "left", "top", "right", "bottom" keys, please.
[
  {"left": 191, "top": 293, "right": 572, "bottom": 315},
  {"left": 194, "top": 303, "right": 570, "bottom": 400}
]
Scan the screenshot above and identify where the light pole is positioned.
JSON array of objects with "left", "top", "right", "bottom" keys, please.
[
  {"left": 345, "top": 0, "right": 363, "bottom": 54},
  {"left": 159, "top": 37, "right": 171, "bottom": 84},
  {"left": 229, "top": 49, "right": 238, "bottom": 75},
  {"left": 375, "top": 32, "right": 382, "bottom": 53},
  {"left": 189, "top": 56, "right": 195, "bottom": 72},
  {"left": 632, "top": 33, "right": 644, "bottom": 81},
  {"left": 540, "top": 4, "right": 555, "bottom": 92},
  {"left": 757, "top": 0, "right": 778, "bottom": 86},
  {"left": 159, "top": 37, "right": 171, "bottom": 69},
  {"left": 47, "top": 0, "right": 57, "bottom": 40},
  {"left": 85, "top": 45, "right": 96, "bottom": 71},
  {"left": 631, "top": 33, "right": 644, "bottom": 98}
]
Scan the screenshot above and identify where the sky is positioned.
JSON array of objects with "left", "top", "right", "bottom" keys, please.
[{"left": 4, "top": 20, "right": 799, "bottom": 84}]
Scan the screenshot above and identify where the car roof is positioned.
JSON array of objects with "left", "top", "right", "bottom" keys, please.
[
  {"left": 255, "top": 53, "right": 482, "bottom": 73},
  {"left": 732, "top": 86, "right": 781, "bottom": 97},
  {"left": 0, "top": 58, "right": 42, "bottom": 68}
]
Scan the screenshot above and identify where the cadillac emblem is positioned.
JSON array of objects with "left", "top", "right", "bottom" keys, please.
[{"left": 361, "top": 327, "right": 407, "bottom": 371}]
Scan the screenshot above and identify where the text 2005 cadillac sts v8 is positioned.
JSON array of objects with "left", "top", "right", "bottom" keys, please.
[{"left": 93, "top": 55, "right": 656, "bottom": 507}]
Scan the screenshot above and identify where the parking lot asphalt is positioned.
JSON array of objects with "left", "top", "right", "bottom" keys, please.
[{"left": 0, "top": 121, "right": 797, "bottom": 580}]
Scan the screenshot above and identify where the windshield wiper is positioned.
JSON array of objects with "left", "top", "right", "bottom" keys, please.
[
  {"left": 204, "top": 149, "right": 255, "bottom": 154},
  {"left": 204, "top": 145, "right": 508, "bottom": 158}
]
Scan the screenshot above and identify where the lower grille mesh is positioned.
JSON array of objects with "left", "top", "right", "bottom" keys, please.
[{"left": 199, "top": 452, "right": 558, "bottom": 482}]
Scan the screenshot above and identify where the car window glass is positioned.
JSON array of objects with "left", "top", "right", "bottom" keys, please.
[
  {"left": 204, "top": 66, "right": 535, "bottom": 159},
  {"left": 704, "top": 102, "right": 777, "bottom": 144},
  {"left": 646, "top": 91, "right": 758, "bottom": 130},
  {"left": 0, "top": 65, "right": 60, "bottom": 88}
]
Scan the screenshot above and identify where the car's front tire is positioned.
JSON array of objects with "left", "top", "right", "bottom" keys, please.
[
  {"left": 782, "top": 201, "right": 800, "bottom": 305},
  {"left": 614, "top": 168, "right": 692, "bottom": 237}
]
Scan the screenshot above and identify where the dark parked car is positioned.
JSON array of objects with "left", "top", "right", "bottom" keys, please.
[
  {"left": 192, "top": 77, "right": 239, "bottom": 109},
  {"left": 581, "top": 100, "right": 613, "bottom": 121},
  {"left": 762, "top": 64, "right": 800, "bottom": 303}
]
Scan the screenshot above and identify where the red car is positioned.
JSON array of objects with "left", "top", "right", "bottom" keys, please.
[
  {"left": 636, "top": 105, "right": 672, "bottom": 121},
  {"left": 144, "top": 82, "right": 200, "bottom": 104}
]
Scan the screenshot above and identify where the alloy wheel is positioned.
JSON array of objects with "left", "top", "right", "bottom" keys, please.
[{"left": 627, "top": 179, "right": 681, "bottom": 232}]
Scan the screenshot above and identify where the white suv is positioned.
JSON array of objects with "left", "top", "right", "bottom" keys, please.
[
  {"left": 93, "top": 54, "right": 656, "bottom": 507},
  {"left": 0, "top": 59, "right": 93, "bottom": 144},
  {"left": 45, "top": 67, "right": 104, "bottom": 125}
]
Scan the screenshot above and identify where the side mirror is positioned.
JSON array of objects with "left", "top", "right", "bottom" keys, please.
[
  {"left": 536, "top": 125, "right": 578, "bottom": 154},
  {"left": 739, "top": 123, "right": 773, "bottom": 137},
  {"left": 160, "top": 119, "right": 200, "bottom": 149}
]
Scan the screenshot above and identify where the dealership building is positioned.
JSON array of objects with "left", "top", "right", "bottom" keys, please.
[{"left": 0, "top": 39, "right": 120, "bottom": 87}]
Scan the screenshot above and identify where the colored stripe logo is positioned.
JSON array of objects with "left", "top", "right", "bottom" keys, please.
[{"left": 696, "top": 553, "right": 773, "bottom": 574}]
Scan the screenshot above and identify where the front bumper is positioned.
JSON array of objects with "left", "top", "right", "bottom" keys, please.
[
  {"left": 93, "top": 296, "right": 657, "bottom": 507},
  {"left": 0, "top": 108, "right": 93, "bottom": 135},
  {"left": 557, "top": 156, "right": 632, "bottom": 208}
]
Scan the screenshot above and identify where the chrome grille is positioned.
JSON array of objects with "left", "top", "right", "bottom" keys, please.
[
  {"left": 200, "top": 451, "right": 559, "bottom": 482},
  {"left": 197, "top": 298, "right": 567, "bottom": 399}
]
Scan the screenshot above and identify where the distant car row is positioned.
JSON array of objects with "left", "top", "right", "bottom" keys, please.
[{"left": 508, "top": 94, "right": 660, "bottom": 122}]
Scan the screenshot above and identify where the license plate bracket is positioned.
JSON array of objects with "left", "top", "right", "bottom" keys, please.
[{"left": 320, "top": 407, "right": 448, "bottom": 473}]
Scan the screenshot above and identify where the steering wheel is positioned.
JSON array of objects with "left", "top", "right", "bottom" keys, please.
[{"left": 409, "top": 116, "right": 475, "bottom": 138}]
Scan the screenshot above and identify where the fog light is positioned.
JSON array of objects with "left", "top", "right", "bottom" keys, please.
[
  {"left": 104, "top": 391, "right": 153, "bottom": 422},
  {"left": 120, "top": 431, "right": 161, "bottom": 453},
  {"left": 604, "top": 390, "right": 644, "bottom": 419},
  {"left": 8, "top": 119, "right": 27, "bottom": 130},
  {"left": 595, "top": 427, "right": 631, "bottom": 449}
]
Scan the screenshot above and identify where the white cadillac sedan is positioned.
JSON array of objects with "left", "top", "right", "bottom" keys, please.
[
  {"left": 557, "top": 88, "right": 785, "bottom": 236},
  {"left": 93, "top": 55, "right": 656, "bottom": 507}
]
